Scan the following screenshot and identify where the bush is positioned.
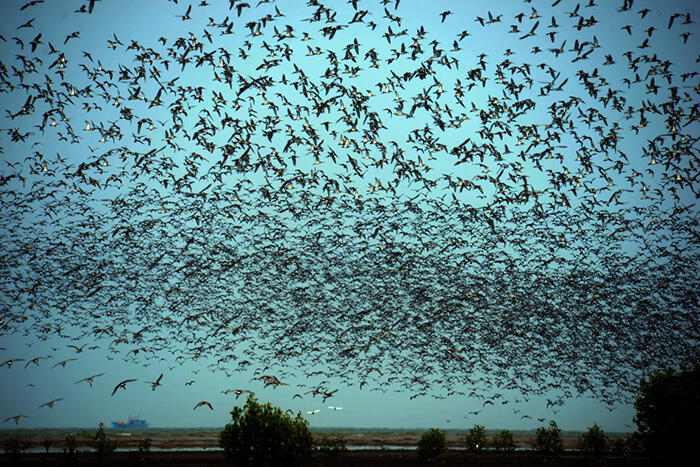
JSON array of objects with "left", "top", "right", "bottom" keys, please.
[
  {"left": 3, "top": 437, "right": 29, "bottom": 460},
  {"left": 634, "top": 363, "right": 699, "bottom": 460},
  {"left": 491, "top": 429, "right": 515, "bottom": 451},
  {"left": 611, "top": 436, "right": 626, "bottom": 455},
  {"left": 63, "top": 433, "right": 77, "bottom": 453},
  {"left": 132, "top": 438, "right": 152, "bottom": 466},
  {"left": 578, "top": 423, "right": 607, "bottom": 456},
  {"left": 464, "top": 424, "right": 487, "bottom": 452},
  {"left": 610, "top": 432, "right": 642, "bottom": 456},
  {"left": 82, "top": 422, "right": 117, "bottom": 461},
  {"left": 218, "top": 394, "right": 313, "bottom": 466},
  {"left": 42, "top": 437, "right": 53, "bottom": 453},
  {"left": 625, "top": 432, "right": 643, "bottom": 454},
  {"left": 315, "top": 435, "right": 347, "bottom": 456},
  {"left": 534, "top": 420, "right": 563, "bottom": 456},
  {"left": 137, "top": 438, "right": 152, "bottom": 454},
  {"left": 63, "top": 433, "right": 78, "bottom": 466},
  {"left": 417, "top": 428, "right": 446, "bottom": 461}
]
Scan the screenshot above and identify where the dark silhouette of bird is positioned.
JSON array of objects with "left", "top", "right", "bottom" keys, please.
[
  {"left": 3, "top": 415, "right": 29, "bottom": 424},
  {"left": 37, "top": 398, "right": 63, "bottom": 409},
  {"left": 193, "top": 400, "right": 213, "bottom": 410},
  {"left": 146, "top": 373, "right": 163, "bottom": 390},
  {"left": 75, "top": 373, "right": 104, "bottom": 387},
  {"left": 111, "top": 379, "right": 137, "bottom": 396}
]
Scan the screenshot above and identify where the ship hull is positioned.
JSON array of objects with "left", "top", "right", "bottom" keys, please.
[{"left": 111, "top": 419, "right": 149, "bottom": 429}]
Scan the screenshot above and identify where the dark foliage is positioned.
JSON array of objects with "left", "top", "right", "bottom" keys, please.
[
  {"left": 578, "top": 423, "right": 607, "bottom": 457},
  {"left": 492, "top": 429, "right": 516, "bottom": 452},
  {"left": 534, "top": 420, "right": 563, "bottom": 457},
  {"left": 464, "top": 424, "right": 487, "bottom": 452},
  {"left": 3, "top": 437, "right": 29, "bottom": 461},
  {"left": 62, "top": 433, "right": 78, "bottom": 466},
  {"left": 417, "top": 428, "right": 446, "bottom": 461},
  {"left": 315, "top": 435, "right": 348, "bottom": 456},
  {"left": 42, "top": 437, "right": 52, "bottom": 453},
  {"left": 219, "top": 394, "right": 313, "bottom": 466},
  {"left": 634, "top": 363, "right": 700, "bottom": 460},
  {"left": 82, "top": 422, "right": 117, "bottom": 461}
]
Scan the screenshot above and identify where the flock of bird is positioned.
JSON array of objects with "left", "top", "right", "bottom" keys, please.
[{"left": 1, "top": 0, "right": 698, "bottom": 426}]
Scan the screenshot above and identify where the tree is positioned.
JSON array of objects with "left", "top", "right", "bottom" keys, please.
[
  {"left": 634, "top": 363, "right": 700, "bottom": 460},
  {"left": 315, "top": 435, "right": 347, "bottom": 456},
  {"left": 417, "top": 428, "right": 446, "bottom": 461},
  {"left": 464, "top": 424, "right": 487, "bottom": 452},
  {"left": 578, "top": 423, "right": 607, "bottom": 457},
  {"left": 219, "top": 394, "right": 313, "bottom": 466},
  {"left": 82, "top": 422, "right": 117, "bottom": 462},
  {"left": 491, "top": 429, "right": 515, "bottom": 451},
  {"left": 534, "top": 420, "right": 563, "bottom": 456}
]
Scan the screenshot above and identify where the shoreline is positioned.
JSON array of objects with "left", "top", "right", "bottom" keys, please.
[
  {"left": 1, "top": 429, "right": 630, "bottom": 450},
  {"left": 1, "top": 430, "right": 651, "bottom": 466},
  {"left": 0, "top": 450, "right": 654, "bottom": 466}
]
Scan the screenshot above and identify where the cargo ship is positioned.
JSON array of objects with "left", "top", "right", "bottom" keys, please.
[{"left": 111, "top": 416, "right": 149, "bottom": 429}]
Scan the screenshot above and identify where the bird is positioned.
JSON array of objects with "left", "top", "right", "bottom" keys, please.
[
  {"left": 3, "top": 415, "right": 29, "bottom": 424},
  {"left": 51, "top": 358, "right": 77, "bottom": 369},
  {"left": 231, "top": 389, "right": 254, "bottom": 399},
  {"left": 23, "top": 356, "right": 49, "bottom": 368},
  {"left": 1, "top": 359, "right": 25, "bottom": 368},
  {"left": 17, "top": 17, "right": 36, "bottom": 29},
  {"left": 176, "top": 4, "right": 192, "bottom": 21},
  {"left": 75, "top": 373, "right": 104, "bottom": 387},
  {"left": 146, "top": 373, "right": 163, "bottom": 390},
  {"left": 64, "top": 31, "right": 80, "bottom": 44},
  {"left": 20, "top": 0, "right": 44, "bottom": 10},
  {"left": 29, "top": 33, "right": 42, "bottom": 52},
  {"left": 111, "top": 379, "right": 137, "bottom": 396},
  {"left": 37, "top": 398, "right": 63, "bottom": 409},
  {"left": 193, "top": 401, "right": 213, "bottom": 410},
  {"left": 520, "top": 20, "right": 539, "bottom": 39}
]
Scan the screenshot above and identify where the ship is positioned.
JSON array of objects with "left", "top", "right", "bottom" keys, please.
[{"left": 111, "top": 416, "right": 149, "bottom": 429}]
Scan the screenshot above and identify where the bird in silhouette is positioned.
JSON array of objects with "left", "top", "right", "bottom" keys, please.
[{"left": 111, "top": 379, "right": 137, "bottom": 396}]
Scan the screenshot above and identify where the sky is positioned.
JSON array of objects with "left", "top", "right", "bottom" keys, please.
[{"left": 0, "top": 0, "right": 698, "bottom": 432}]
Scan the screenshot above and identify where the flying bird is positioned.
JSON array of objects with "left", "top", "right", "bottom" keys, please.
[
  {"left": 75, "top": 373, "right": 104, "bottom": 387},
  {"left": 193, "top": 401, "right": 213, "bottom": 410},
  {"left": 146, "top": 373, "right": 163, "bottom": 391},
  {"left": 37, "top": 398, "right": 64, "bottom": 409},
  {"left": 1, "top": 359, "right": 25, "bottom": 368},
  {"left": 111, "top": 379, "right": 137, "bottom": 396},
  {"left": 52, "top": 358, "right": 77, "bottom": 369},
  {"left": 20, "top": 0, "right": 44, "bottom": 10},
  {"left": 3, "top": 415, "right": 29, "bottom": 424}
]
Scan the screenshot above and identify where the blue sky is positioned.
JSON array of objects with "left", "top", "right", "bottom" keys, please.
[{"left": 0, "top": 0, "right": 698, "bottom": 432}]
